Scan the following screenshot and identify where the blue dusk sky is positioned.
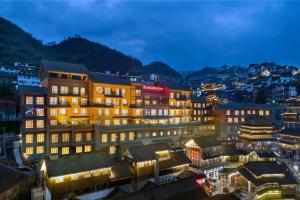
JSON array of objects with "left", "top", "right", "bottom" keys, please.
[{"left": 1, "top": 0, "right": 300, "bottom": 70}]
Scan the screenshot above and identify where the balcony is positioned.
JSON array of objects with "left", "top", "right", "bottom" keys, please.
[
  {"left": 91, "top": 103, "right": 114, "bottom": 108},
  {"left": 104, "top": 92, "right": 123, "bottom": 98}
]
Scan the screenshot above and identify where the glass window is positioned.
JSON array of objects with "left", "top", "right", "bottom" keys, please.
[
  {"left": 73, "top": 108, "right": 78, "bottom": 114},
  {"left": 234, "top": 117, "right": 239, "bottom": 123},
  {"left": 105, "top": 119, "right": 110, "bottom": 126},
  {"left": 80, "top": 87, "right": 86, "bottom": 95},
  {"left": 36, "top": 146, "right": 44, "bottom": 154},
  {"left": 73, "top": 87, "right": 79, "bottom": 95},
  {"left": 120, "top": 132, "right": 126, "bottom": 141},
  {"left": 36, "top": 97, "right": 44, "bottom": 105},
  {"left": 96, "top": 98, "right": 102, "bottom": 104},
  {"left": 26, "top": 96, "right": 33, "bottom": 105},
  {"left": 62, "top": 147, "right": 69, "bottom": 155},
  {"left": 96, "top": 87, "right": 103, "bottom": 94},
  {"left": 102, "top": 134, "right": 108, "bottom": 143},
  {"left": 61, "top": 74, "right": 68, "bottom": 79},
  {"left": 25, "top": 120, "right": 33, "bottom": 128},
  {"left": 227, "top": 118, "right": 233, "bottom": 123},
  {"left": 109, "top": 146, "right": 116, "bottom": 154},
  {"left": 25, "top": 147, "right": 33, "bottom": 155},
  {"left": 26, "top": 134, "right": 33, "bottom": 143},
  {"left": 226, "top": 110, "right": 230, "bottom": 115},
  {"left": 60, "top": 86, "right": 68, "bottom": 94},
  {"left": 265, "top": 110, "right": 270, "bottom": 116},
  {"left": 75, "top": 133, "right": 82, "bottom": 142},
  {"left": 51, "top": 133, "right": 58, "bottom": 143},
  {"left": 49, "top": 97, "right": 58, "bottom": 105},
  {"left": 104, "top": 87, "right": 111, "bottom": 95},
  {"left": 86, "top": 132, "right": 92, "bottom": 141},
  {"left": 72, "top": 75, "right": 81, "bottom": 80},
  {"left": 60, "top": 108, "right": 67, "bottom": 116},
  {"left": 50, "top": 147, "right": 58, "bottom": 154},
  {"left": 84, "top": 145, "right": 92, "bottom": 152},
  {"left": 37, "top": 133, "right": 44, "bottom": 143},
  {"left": 81, "top": 108, "right": 88, "bottom": 115},
  {"left": 81, "top": 98, "right": 88, "bottom": 105},
  {"left": 59, "top": 97, "right": 66, "bottom": 105},
  {"left": 50, "top": 109, "right": 57, "bottom": 116},
  {"left": 234, "top": 110, "right": 239, "bottom": 115},
  {"left": 36, "top": 108, "right": 44, "bottom": 116},
  {"left": 111, "top": 133, "right": 117, "bottom": 142},
  {"left": 259, "top": 110, "right": 264, "bottom": 116},
  {"left": 52, "top": 86, "right": 58, "bottom": 94},
  {"left": 76, "top": 146, "right": 83, "bottom": 153},
  {"left": 129, "top": 132, "right": 135, "bottom": 140},
  {"left": 72, "top": 97, "right": 78, "bottom": 104},
  {"left": 62, "top": 133, "right": 69, "bottom": 142}
]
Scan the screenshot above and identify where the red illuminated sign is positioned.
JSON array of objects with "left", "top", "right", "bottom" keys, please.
[
  {"left": 143, "top": 85, "right": 164, "bottom": 91},
  {"left": 196, "top": 178, "right": 205, "bottom": 185}
]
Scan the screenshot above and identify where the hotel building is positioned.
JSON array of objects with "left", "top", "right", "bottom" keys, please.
[{"left": 19, "top": 60, "right": 215, "bottom": 160}]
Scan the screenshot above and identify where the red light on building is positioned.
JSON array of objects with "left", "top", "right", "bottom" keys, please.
[
  {"left": 143, "top": 85, "right": 163, "bottom": 91},
  {"left": 196, "top": 178, "right": 205, "bottom": 185}
]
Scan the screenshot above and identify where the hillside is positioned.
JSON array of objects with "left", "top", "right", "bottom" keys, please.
[
  {"left": 144, "top": 61, "right": 182, "bottom": 81},
  {"left": 187, "top": 67, "right": 218, "bottom": 80},
  {"left": 0, "top": 16, "right": 180, "bottom": 78}
]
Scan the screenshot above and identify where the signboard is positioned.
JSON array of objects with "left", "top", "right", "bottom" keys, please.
[{"left": 142, "top": 84, "right": 169, "bottom": 94}]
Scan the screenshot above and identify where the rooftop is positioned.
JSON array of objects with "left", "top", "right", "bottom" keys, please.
[
  {"left": 90, "top": 72, "right": 130, "bottom": 85},
  {"left": 192, "top": 135, "right": 221, "bottom": 148},
  {"left": 18, "top": 85, "right": 46, "bottom": 95},
  {"left": 280, "top": 128, "right": 300, "bottom": 137},
  {"left": 41, "top": 59, "right": 89, "bottom": 74},
  {"left": 204, "top": 193, "right": 240, "bottom": 200}
]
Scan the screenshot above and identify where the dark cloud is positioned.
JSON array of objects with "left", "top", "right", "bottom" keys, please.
[{"left": 1, "top": 0, "right": 300, "bottom": 70}]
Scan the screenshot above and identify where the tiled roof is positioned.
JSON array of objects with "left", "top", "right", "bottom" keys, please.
[
  {"left": 193, "top": 135, "right": 221, "bottom": 148},
  {"left": 160, "top": 151, "right": 191, "bottom": 170},
  {"left": 280, "top": 128, "right": 300, "bottom": 137},
  {"left": 45, "top": 151, "right": 113, "bottom": 178},
  {"left": 127, "top": 143, "right": 170, "bottom": 162},
  {"left": 222, "top": 144, "right": 248, "bottom": 156},
  {"left": 0, "top": 164, "right": 30, "bottom": 193},
  {"left": 41, "top": 59, "right": 89, "bottom": 74},
  {"left": 90, "top": 72, "right": 130, "bottom": 85},
  {"left": 238, "top": 161, "right": 297, "bottom": 186},
  {"left": 110, "top": 160, "right": 133, "bottom": 181},
  {"left": 254, "top": 150, "right": 278, "bottom": 158}
]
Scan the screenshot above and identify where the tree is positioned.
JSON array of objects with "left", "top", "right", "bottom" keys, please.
[{"left": 255, "top": 89, "right": 267, "bottom": 104}]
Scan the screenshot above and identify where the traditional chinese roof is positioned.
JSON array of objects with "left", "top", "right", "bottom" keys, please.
[
  {"left": 279, "top": 128, "right": 300, "bottom": 137},
  {"left": 238, "top": 161, "right": 297, "bottom": 187},
  {"left": 192, "top": 135, "right": 221, "bottom": 148},
  {"left": 159, "top": 151, "right": 191, "bottom": 170},
  {"left": 45, "top": 151, "right": 113, "bottom": 178},
  {"left": 41, "top": 59, "right": 89, "bottom": 74},
  {"left": 90, "top": 72, "right": 130, "bottom": 85},
  {"left": 222, "top": 144, "right": 248, "bottom": 156},
  {"left": 254, "top": 150, "right": 278, "bottom": 158}
]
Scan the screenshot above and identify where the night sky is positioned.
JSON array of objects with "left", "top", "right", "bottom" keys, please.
[{"left": 1, "top": 1, "right": 300, "bottom": 71}]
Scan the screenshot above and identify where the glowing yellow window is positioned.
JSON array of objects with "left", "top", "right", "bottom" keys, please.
[
  {"left": 25, "top": 134, "right": 33, "bottom": 143},
  {"left": 111, "top": 133, "right": 117, "bottom": 142},
  {"left": 50, "top": 147, "right": 58, "bottom": 154},
  {"left": 75, "top": 133, "right": 82, "bottom": 142},
  {"left": 36, "top": 146, "right": 44, "bottom": 154},
  {"left": 36, "top": 97, "right": 44, "bottom": 105},
  {"left": 37, "top": 120, "right": 44, "bottom": 128},
  {"left": 51, "top": 134, "right": 58, "bottom": 143},
  {"left": 84, "top": 145, "right": 92, "bottom": 152},
  {"left": 76, "top": 146, "right": 83, "bottom": 153},
  {"left": 120, "top": 132, "right": 126, "bottom": 141},
  {"left": 37, "top": 133, "right": 44, "bottom": 143},
  {"left": 102, "top": 134, "right": 108, "bottom": 143},
  {"left": 25, "top": 120, "right": 33, "bottom": 128},
  {"left": 109, "top": 146, "right": 116, "bottom": 154},
  {"left": 25, "top": 147, "right": 33, "bottom": 155},
  {"left": 62, "top": 147, "right": 69, "bottom": 155},
  {"left": 129, "top": 132, "right": 135, "bottom": 140},
  {"left": 62, "top": 133, "right": 69, "bottom": 142},
  {"left": 26, "top": 96, "right": 33, "bottom": 105}
]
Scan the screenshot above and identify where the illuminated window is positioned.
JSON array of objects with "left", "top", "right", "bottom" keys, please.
[
  {"left": 76, "top": 146, "right": 83, "bottom": 153},
  {"left": 26, "top": 96, "right": 33, "bottom": 105},
  {"left": 81, "top": 98, "right": 87, "bottom": 105},
  {"left": 252, "top": 110, "right": 256, "bottom": 114},
  {"left": 36, "top": 146, "right": 44, "bottom": 154},
  {"left": 36, "top": 97, "right": 44, "bottom": 105},
  {"left": 49, "top": 109, "right": 56, "bottom": 117},
  {"left": 86, "top": 132, "right": 92, "bottom": 141},
  {"left": 241, "top": 117, "right": 245, "bottom": 122},
  {"left": 122, "top": 119, "right": 128, "bottom": 125},
  {"left": 73, "top": 87, "right": 79, "bottom": 94},
  {"left": 36, "top": 108, "right": 44, "bottom": 116},
  {"left": 80, "top": 87, "right": 86, "bottom": 95},
  {"left": 96, "top": 98, "right": 102, "bottom": 104},
  {"left": 241, "top": 110, "right": 245, "bottom": 115},
  {"left": 60, "top": 108, "right": 67, "bottom": 116},
  {"left": 25, "top": 147, "right": 33, "bottom": 155},
  {"left": 62, "top": 147, "right": 69, "bottom": 155},
  {"left": 120, "top": 132, "right": 126, "bottom": 141},
  {"left": 59, "top": 97, "right": 66, "bottom": 105},
  {"left": 51, "top": 134, "right": 58, "bottom": 143},
  {"left": 75, "top": 133, "right": 82, "bottom": 142},
  {"left": 123, "top": 99, "right": 128, "bottom": 105},
  {"left": 50, "top": 147, "right": 58, "bottom": 154},
  {"left": 226, "top": 110, "right": 230, "bottom": 115},
  {"left": 62, "top": 133, "right": 69, "bottom": 142},
  {"left": 25, "top": 120, "right": 33, "bottom": 128},
  {"left": 102, "top": 134, "right": 108, "bottom": 143},
  {"left": 72, "top": 97, "right": 78, "bottom": 104},
  {"left": 49, "top": 97, "right": 57, "bottom": 105},
  {"left": 81, "top": 108, "right": 88, "bottom": 115},
  {"left": 37, "top": 120, "right": 44, "bottom": 128},
  {"left": 121, "top": 88, "right": 126, "bottom": 96},
  {"left": 109, "top": 146, "right": 116, "bottom": 154},
  {"left": 111, "top": 133, "right": 117, "bottom": 142},
  {"left": 228, "top": 118, "right": 233, "bottom": 123},
  {"left": 37, "top": 133, "right": 44, "bottom": 143},
  {"left": 259, "top": 110, "right": 264, "bottom": 116},
  {"left": 114, "top": 119, "right": 120, "bottom": 125},
  {"left": 106, "top": 98, "right": 112, "bottom": 106},
  {"left": 73, "top": 108, "right": 78, "bottom": 114},
  {"left": 247, "top": 110, "right": 251, "bottom": 114},
  {"left": 265, "top": 110, "right": 270, "bottom": 116},
  {"left": 96, "top": 87, "right": 103, "bottom": 94},
  {"left": 234, "top": 117, "right": 239, "bottom": 123},
  {"left": 114, "top": 109, "right": 120, "bottom": 115},
  {"left": 234, "top": 110, "right": 239, "bottom": 115},
  {"left": 26, "top": 134, "right": 33, "bottom": 143},
  {"left": 170, "top": 92, "right": 174, "bottom": 98},
  {"left": 84, "top": 145, "right": 92, "bottom": 152},
  {"left": 98, "top": 109, "right": 103, "bottom": 116},
  {"left": 50, "top": 120, "right": 57, "bottom": 126},
  {"left": 105, "top": 120, "right": 110, "bottom": 126},
  {"left": 129, "top": 132, "right": 134, "bottom": 140},
  {"left": 152, "top": 132, "right": 157, "bottom": 137},
  {"left": 52, "top": 85, "right": 58, "bottom": 94},
  {"left": 60, "top": 86, "right": 68, "bottom": 94},
  {"left": 136, "top": 90, "right": 141, "bottom": 96},
  {"left": 104, "top": 87, "right": 111, "bottom": 95}
]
